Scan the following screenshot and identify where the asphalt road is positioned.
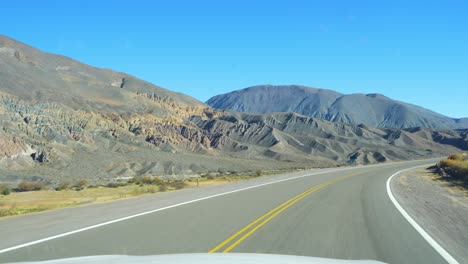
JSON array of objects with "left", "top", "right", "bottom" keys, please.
[{"left": 0, "top": 159, "right": 455, "bottom": 264}]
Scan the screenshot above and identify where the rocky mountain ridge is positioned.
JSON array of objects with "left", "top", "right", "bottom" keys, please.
[
  {"left": 207, "top": 85, "right": 468, "bottom": 129},
  {"left": 0, "top": 35, "right": 467, "bottom": 184}
]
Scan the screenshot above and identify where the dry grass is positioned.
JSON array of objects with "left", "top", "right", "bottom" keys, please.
[
  {"left": 407, "top": 167, "right": 468, "bottom": 199},
  {"left": 185, "top": 177, "right": 244, "bottom": 188},
  {"left": 439, "top": 152, "right": 468, "bottom": 182},
  {"left": 399, "top": 174, "right": 409, "bottom": 187},
  {"left": 0, "top": 177, "right": 248, "bottom": 218},
  {"left": 424, "top": 161, "right": 468, "bottom": 198},
  {"left": 0, "top": 186, "right": 135, "bottom": 217},
  {"left": 425, "top": 173, "right": 468, "bottom": 198}
]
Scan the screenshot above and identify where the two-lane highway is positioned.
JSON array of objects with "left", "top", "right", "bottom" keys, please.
[{"left": 0, "top": 159, "right": 455, "bottom": 263}]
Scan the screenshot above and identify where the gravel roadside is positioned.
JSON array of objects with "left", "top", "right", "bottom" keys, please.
[{"left": 391, "top": 167, "right": 468, "bottom": 263}]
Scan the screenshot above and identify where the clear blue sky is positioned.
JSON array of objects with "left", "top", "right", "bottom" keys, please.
[{"left": 2, "top": 0, "right": 467, "bottom": 117}]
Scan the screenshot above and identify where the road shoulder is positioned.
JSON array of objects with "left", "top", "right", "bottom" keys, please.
[{"left": 391, "top": 166, "right": 468, "bottom": 263}]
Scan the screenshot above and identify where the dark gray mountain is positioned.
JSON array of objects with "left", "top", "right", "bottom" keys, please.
[{"left": 207, "top": 85, "right": 467, "bottom": 129}]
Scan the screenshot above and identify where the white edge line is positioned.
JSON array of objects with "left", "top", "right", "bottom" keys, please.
[
  {"left": 0, "top": 159, "right": 436, "bottom": 254},
  {"left": 386, "top": 165, "right": 459, "bottom": 264}
]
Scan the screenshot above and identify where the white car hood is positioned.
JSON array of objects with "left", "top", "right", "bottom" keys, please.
[{"left": 11, "top": 253, "right": 386, "bottom": 264}]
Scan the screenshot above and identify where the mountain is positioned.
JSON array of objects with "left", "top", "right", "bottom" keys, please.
[
  {"left": 0, "top": 35, "right": 466, "bottom": 184},
  {"left": 0, "top": 35, "right": 202, "bottom": 113},
  {"left": 207, "top": 85, "right": 468, "bottom": 129}
]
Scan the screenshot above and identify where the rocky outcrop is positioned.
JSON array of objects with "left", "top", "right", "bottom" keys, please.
[
  {"left": 0, "top": 135, "right": 30, "bottom": 159},
  {"left": 1, "top": 81, "right": 465, "bottom": 181}
]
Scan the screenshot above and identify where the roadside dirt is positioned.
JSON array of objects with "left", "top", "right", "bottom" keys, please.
[{"left": 392, "top": 167, "right": 468, "bottom": 263}]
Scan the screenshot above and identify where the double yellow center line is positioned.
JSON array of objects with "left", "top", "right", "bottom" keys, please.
[{"left": 208, "top": 171, "right": 364, "bottom": 253}]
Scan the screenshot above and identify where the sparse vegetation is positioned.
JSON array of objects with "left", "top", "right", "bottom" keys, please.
[
  {"left": 105, "top": 182, "right": 127, "bottom": 188},
  {"left": 170, "top": 180, "right": 186, "bottom": 190},
  {"left": 0, "top": 169, "right": 291, "bottom": 217},
  {"left": 129, "top": 176, "right": 162, "bottom": 186},
  {"left": 131, "top": 185, "right": 158, "bottom": 195},
  {"left": 159, "top": 183, "right": 168, "bottom": 192},
  {"left": 73, "top": 179, "right": 88, "bottom": 191},
  {"left": 55, "top": 180, "right": 71, "bottom": 191},
  {"left": 0, "top": 184, "right": 11, "bottom": 195},
  {"left": 0, "top": 206, "right": 49, "bottom": 217},
  {"left": 16, "top": 181, "right": 46, "bottom": 192},
  {"left": 438, "top": 153, "right": 468, "bottom": 184}
]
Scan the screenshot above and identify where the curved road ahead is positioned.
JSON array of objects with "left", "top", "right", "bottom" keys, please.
[{"left": 0, "top": 159, "right": 455, "bottom": 263}]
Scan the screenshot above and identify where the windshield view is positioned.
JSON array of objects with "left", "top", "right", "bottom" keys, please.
[{"left": 0, "top": 1, "right": 467, "bottom": 264}]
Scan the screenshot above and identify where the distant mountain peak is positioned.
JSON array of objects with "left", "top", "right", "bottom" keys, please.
[{"left": 207, "top": 85, "right": 467, "bottom": 129}]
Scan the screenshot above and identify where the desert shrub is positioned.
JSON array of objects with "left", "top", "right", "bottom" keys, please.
[
  {"left": 0, "top": 184, "right": 11, "bottom": 195},
  {"left": 159, "top": 183, "right": 168, "bottom": 192},
  {"left": 105, "top": 182, "right": 128, "bottom": 188},
  {"left": 131, "top": 186, "right": 144, "bottom": 196},
  {"left": 16, "top": 181, "right": 45, "bottom": 192},
  {"left": 152, "top": 177, "right": 162, "bottom": 185},
  {"left": 73, "top": 179, "right": 88, "bottom": 191},
  {"left": 146, "top": 186, "right": 157, "bottom": 193},
  {"left": 439, "top": 156, "right": 468, "bottom": 182},
  {"left": 131, "top": 185, "right": 158, "bottom": 195},
  {"left": 170, "top": 180, "right": 186, "bottom": 190},
  {"left": 141, "top": 176, "right": 153, "bottom": 185},
  {"left": 129, "top": 176, "right": 162, "bottom": 186},
  {"left": 128, "top": 176, "right": 138, "bottom": 184},
  {"left": 106, "top": 182, "right": 120, "bottom": 188},
  {"left": 255, "top": 169, "right": 263, "bottom": 177},
  {"left": 55, "top": 181, "right": 71, "bottom": 191},
  {"left": 447, "top": 153, "right": 465, "bottom": 161}
]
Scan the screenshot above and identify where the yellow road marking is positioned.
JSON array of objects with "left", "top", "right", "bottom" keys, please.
[
  {"left": 208, "top": 182, "right": 328, "bottom": 253},
  {"left": 208, "top": 172, "right": 365, "bottom": 253}
]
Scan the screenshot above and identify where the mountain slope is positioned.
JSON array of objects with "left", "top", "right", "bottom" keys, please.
[
  {"left": 207, "top": 85, "right": 467, "bottom": 129},
  {"left": 0, "top": 36, "right": 466, "bottom": 185},
  {"left": 0, "top": 35, "right": 202, "bottom": 114}
]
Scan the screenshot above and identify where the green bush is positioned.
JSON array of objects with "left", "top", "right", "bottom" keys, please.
[{"left": 0, "top": 184, "right": 11, "bottom": 195}]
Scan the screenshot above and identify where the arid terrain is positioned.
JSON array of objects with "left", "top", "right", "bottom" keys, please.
[{"left": 0, "top": 35, "right": 467, "bottom": 187}]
